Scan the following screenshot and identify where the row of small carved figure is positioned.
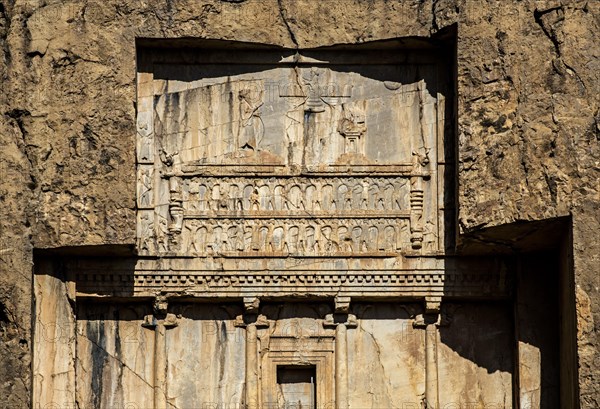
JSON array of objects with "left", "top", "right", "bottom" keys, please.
[
  {"left": 139, "top": 218, "right": 438, "bottom": 254},
  {"left": 173, "top": 177, "right": 411, "bottom": 213}
]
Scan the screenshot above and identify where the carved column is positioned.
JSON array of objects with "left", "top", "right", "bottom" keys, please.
[
  {"left": 235, "top": 297, "right": 269, "bottom": 409},
  {"left": 142, "top": 297, "right": 179, "bottom": 409},
  {"left": 246, "top": 322, "right": 259, "bottom": 409},
  {"left": 335, "top": 323, "right": 348, "bottom": 409},
  {"left": 410, "top": 146, "right": 430, "bottom": 250},
  {"left": 424, "top": 322, "right": 438, "bottom": 408},
  {"left": 324, "top": 296, "right": 356, "bottom": 409},
  {"left": 168, "top": 175, "right": 184, "bottom": 251},
  {"left": 413, "top": 296, "right": 441, "bottom": 409},
  {"left": 409, "top": 186, "right": 424, "bottom": 249}
]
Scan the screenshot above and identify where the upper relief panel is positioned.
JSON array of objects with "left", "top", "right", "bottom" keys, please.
[
  {"left": 136, "top": 43, "right": 454, "bottom": 260},
  {"left": 147, "top": 51, "right": 442, "bottom": 175}
]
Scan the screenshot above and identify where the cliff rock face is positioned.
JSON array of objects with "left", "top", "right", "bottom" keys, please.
[{"left": 0, "top": 0, "right": 598, "bottom": 407}]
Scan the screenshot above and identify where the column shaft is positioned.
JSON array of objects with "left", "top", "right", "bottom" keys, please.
[
  {"left": 335, "top": 323, "right": 348, "bottom": 409},
  {"left": 245, "top": 323, "right": 258, "bottom": 409},
  {"left": 154, "top": 323, "right": 167, "bottom": 409},
  {"left": 425, "top": 323, "right": 439, "bottom": 408}
]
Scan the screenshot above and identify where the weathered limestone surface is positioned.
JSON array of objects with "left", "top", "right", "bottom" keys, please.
[
  {"left": 437, "top": 303, "right": 514, "bottom": 408},
  {"left": 347, "top": 304, "right": 426, "bottom": 408},
  {"left": 165, "top": 303, "right": 246, "bottom": 408},
  {"left": 0, "top": 0, "right": 598, "bottom": 407},
  {"left": 75, "top": 302, "right": 154, "bottom": 409},
  {"left": 35, "top": 298, "right": 519, "bottom": 408},
  {"left": 32, "top": 260, "right": 76, "bottom": 408}
]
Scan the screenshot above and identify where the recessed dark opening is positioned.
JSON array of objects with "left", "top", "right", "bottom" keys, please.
[{"left": 277, "top": 365, "right": 316, "bottom": 409}]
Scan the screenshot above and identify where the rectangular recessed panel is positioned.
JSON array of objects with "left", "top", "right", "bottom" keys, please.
[
  {"left": 277, "top": 366, "right": 317, "bottom": 409},
  {"left": 136, "top": 44, "right": 451, "bottom": 264}
]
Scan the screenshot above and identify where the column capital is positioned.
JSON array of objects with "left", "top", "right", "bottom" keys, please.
[
  {"left": 413, "top": 302, "right": 460, "bottom": 329},
  {"left": 323, "top": 313, "right": 357, "bottom": 329},
  {"left": 153, "top": 295, "right": 169, "bottom": 315},
  {"left": 412, "top": 313, "right": 439, "bottom": 329},
  {"left": 142, "top": 296, "right": 179, "bottom": 329},
  {"left": 243, "top": 296, "right": 260, "bottom": 313},
  {"left": 234, "top": 313, "right": 269, "bottom": 328},
  {"left": 142, "top": 312, "right": 179, "bottom": 329}
]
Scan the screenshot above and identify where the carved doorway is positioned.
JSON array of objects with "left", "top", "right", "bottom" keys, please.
[{"left": 277, "top": 366, "right": 317, "bottom": 409}]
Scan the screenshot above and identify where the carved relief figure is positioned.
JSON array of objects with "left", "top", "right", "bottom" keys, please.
[
  {"left": 211, "top": 226, "right": 223, "bottom": 253},
  {"left": 412, "top": 147, "right": 431, "bottom": 171},
  {"left": 321, "top": 183, "right": 334, "bottom": 211},
  {"left": 186, "top": 182, "right": 200, "bottom": 212},
  {"left": 351, "top": 183, "right": 362, "bottom": 211},
  {"left": 321, "top": 225, "right": 338, "bottom": 253},
  {"left": 139, "top": 168, "right": 153, "bottom": 207},
  {"left": 184, "top": 219, "right": 201, "bottom": 253},
  {"left": 228, "top": 226, "right": 242, "bottom": 252},
  {"left": 272, "top": 226, "right": 284, "bottom": 251},
  {"left": 399, "top": 220, "right": 411, "bottom": 251},
  {"left": 211, "top": 184, "right": 221, "bottom": 212},
  {"left": 288, "top": 185, "right": 303, "bottom": 210},
  {"left": 337, "top": 183, "right": 348, "bottom": 210},
  {"left": 258, "top": 225, "right": 269, "bottom": 252},
  {"left": 367, "top": 226, "right": 379, "bottom": 251},
  {"left": 383, "top": 183, "right": 395, "bottom": 210},
  {"left": 139, "top": 212, "right": 154, "bottom": 252},
  {"left": 266, "top": 221, "right": 275, "bottom": 252},
  {"left": 156, "top": 215, "right": 170, "bottom": 253},
  {"left": 313, "top": 183, "right": 322, "bottom": 211},
  {"left": 352, "top": 226, "right": 363, "bottom": 252},
  {"left": 297, "top": 222, "right": 306, "bottom": 253},
  {"left": 305, "top": 226, "right": 316, "bottom": 253},
  {"left": 250, "top": 188, "right": 260, "bottom": 211},
  {"left": 218, "top": 187, "right": 230, "bottom": 211},
  {"left": 198, "top": 184, "right": 208, "bottom": 211},
  {"left": 196, "top": 226, "right": 208, "bottom": 253},
  {"left": 360, "top": 180, "right": 370, "bottom": 210},
  {"left": 369, "top": 182, "right": 382, "bottom": 210},
  {"left": 306, "top": 184, "right": 317, "bottom": 211},
  {"left": 237, "top": 87, "right": 264, "bottom": 150},
  {"left": 344, "top": 187, "right": 353, "bottom": 210},
  {"left": 230, "top": 183, "right": 243, "bottom": 211},
  {"left": 302, "top": 68, "right": 325, "bottom": 113},
  {"left": 243, "top": 184, "right": 254, "bottom": 211},
  {"left": 137, "top": 115, "right": 153, "bottom": 162},
  {"left": 383, "top": 225, "right": 397, "bottom": 251},
  {"left": 159, "top": 147, "right": 177, "bottom": 168},
  {"left": 273, "top": 185, "right": 284, "bottom": 211},
  {"left": 243, "top": 225, "right": 253, "bottom": 252},
  {"left": 338, "top": 102, "right": 367, "bottom": 155},
  {"left": 423, "top": 220, "right": 437, "bottom": 252},
  {"left": 392, "top": 180, "right": 407, "bottom": 210},
  {"left": 259, "top": 185, "right": 273, "bottom": 211},
  {"left": 337, "top": 226, "right": 351, "bottom": 251},
  {"left": 288, "top": 226, "right": 299, "bottom": 253}
]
